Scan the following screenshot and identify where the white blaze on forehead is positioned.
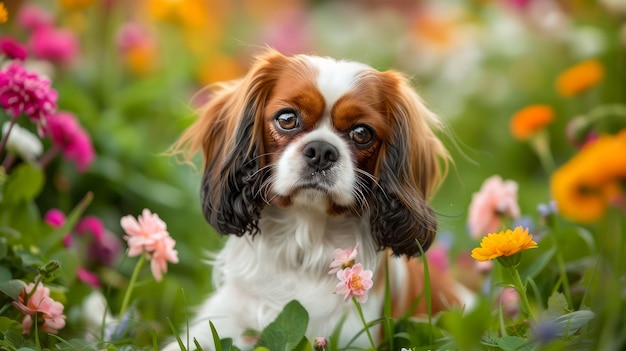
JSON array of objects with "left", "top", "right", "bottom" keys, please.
[{"left": 304, "top": 56, "right": 368, "bottom": 109}]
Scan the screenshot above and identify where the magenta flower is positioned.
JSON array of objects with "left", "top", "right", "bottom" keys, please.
[
  {"left": 76, "top": 216, "right": 104, "bottom": 241},
  {"left": 30, "top": 27, "right": 79, "bottom": 65},
  {"left": 44, "top": 111, "right": 95, "bottom": 172},
  {"left": 121, "top": 209, "right": 178, "bottom": 281},
  {"left": 17, "top": 4, "right": 54, "bottom": 32},
  {"left": 467, "top": 175, "right": 520, "bottom": 239},
  {"left": 335, "top": 263, "right": 374, "bottom": 303},
  {"left": 116, "top": 22, "right": 154, "bottom": 53},
  {"left": 88, "top": 229, "right": 123, "bottom": 266},
  {"left": 0, "top": 61, "right": 58, "bottom": 122},
  {"left": 77, "top": 267, "right": 101, "bottom": 288},
  {"left": 0, "top": 36, "right": 28, "bottom": 60},
  {"left": 12, "top": 282, "right": 66, "bottom": 334},
  {"left": 44, "top": 208, "right": 66, "bottom": 227},
  {"left": 328, "top": 244, "right": 359, "bottom": 274}
]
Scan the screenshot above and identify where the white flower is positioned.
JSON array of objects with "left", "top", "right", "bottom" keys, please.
[{"left": 2, "top": 122, "right": 43, "bottom": 161}]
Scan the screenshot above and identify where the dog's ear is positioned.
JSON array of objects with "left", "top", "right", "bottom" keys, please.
[
  {"left": 173, "top": 49, "right": 288, "bottom": 236},
  {"left": 370, "top": 71, "right": 449, "bottom": 257}
]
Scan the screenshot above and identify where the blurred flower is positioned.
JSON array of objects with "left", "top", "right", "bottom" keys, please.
[
  {"left": 12, "top": 282, "right": 66, "bottom": 334},
  {"left": 471, "top": 226, "right": 538, "bottom": 263},
  {"left": 566, "top": 26, "right": 606, "bottom": 60},
  {"left": 121, "top": 209, "right": 178, "bottom": 281},
  {"left": 77, "top": 267, "right": 100, "bottom": 288},
  {"left": 0, "top": 36, "right": 27, "bottom": 60},
  {"left": 44, "top": 111, "right": 95, "bottom": 172},
  {"left": 81, "top": 291, "right": 116, "bottom": 340},
  {"left": 44, "top": 208, "right": 66, "bottom": 227},
  {"left": 335, "top": 263, "right": 373, "bottom": 303},
  {"left": 328, "top": 244, "right": 359, "bottom": 274},
  {"left": 17, "top": 4, "right": 54, "bottom": 32},
  {"left": 530, "top": 318, "right": 560, "bottom": 345},
  {"left": 314, "top": 336, "right": 327, "bottom": 351},
  {"left": 116, "top": 22, "right": 158, "bottom": 76},
  {"left": 0, "top": 2, "right": 7, "bottom": 23},
  {"left": 500, "top": 287, "right": 520, "bottom": 318},
  {"left": 551, "top": 130, "right": 626, "bottom": 223},
  {"left": 30, "top": 27, "right": 79, "bottom": 65},
  {"left": 468, "top": 175, "right": 520, "bottom": 238},
  {"left": 261, "top": 7, "right": 312, "bottom": 56},
  {"left": 504, "top": 0, "right": 533, "bottom": 9},
  {"left": 510, "top": 105, "right": 554, "bottom": 141},
  {"left": 2, "top": 122, "right": 43, "bottom": 161},
  {"left": 425, "top": 241, "right": 450, "bottom": 272},
  {"left": 148, "top": 0, "right": 210, "bottom": 30},
  {"left": 89, "top": 229, "right": 123, "bottom": 266},
  {"left": 0, "top": 61, "right": 58, "bottom": 122},
  {"left": 556, "top": 59, "right": 604, "bottom": 97},
  {"left": 197, "top": 54, "right": 243, "bottom": 85},
  {"left": 59, "top": 0, "right": 96, "bottom": 11},
  {"left": 475, "top": 260, "right": 493, "bottom": 274},
  {"left": 566, "top": 116, "right": 598, "bottom": 149},
  {"left": 76, "top": 216, "right": 104, "bottom": 241}
]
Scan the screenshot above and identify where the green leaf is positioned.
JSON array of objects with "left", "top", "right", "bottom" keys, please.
[
  {"left": 2, "top": 164, "right": 44, "bottom": 204},
  {"left": 552, "top": 310, "right": 595, "bottom": 337},
  {"left": 547, "top": 292, "right": 569, "bottom": 317},
  {"left": 0, "top": 266, "right": 11, "bottom": 284},
  {"left": 256, "top": 300, "right": 309, "bottom": 351},
  {"left": 0, "top": 316, "right": 23, "bottom": 334},
  {"left": 523, "top": 246, "right": 556, "bottom": 279},
  {"left": 210, "top": 321, "right": 223, "bottom": 351},
  {"left": 0, "top": 279, "right": 26, "bottom": 300},
  {"left": 498, "top": 336, "right": 531, "bottom": 351}
]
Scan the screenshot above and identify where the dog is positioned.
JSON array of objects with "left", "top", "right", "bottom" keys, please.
[{"left": 165, "top": 49, "right": 464, "bottom": 350}]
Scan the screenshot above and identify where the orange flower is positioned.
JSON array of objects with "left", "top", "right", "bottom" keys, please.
[
  {"left": 510, "top": 105, "right": 555, "bottom": 140},
  {"left": 471, "top": 226, "right": 538, "bottom": 262},
  {"left": 0, "top": 2, "right": 8, "bottom": 23},
  {"left": 59, "top": 0, "right": 95, "bottom": 11},
  {"left": 551, "top": 130, "right": 626, "bottom": 223},
  {"left": 556, "top": 59, "right": 604, "bottom": 97}
]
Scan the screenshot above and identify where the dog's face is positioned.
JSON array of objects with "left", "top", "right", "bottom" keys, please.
[{"left": 176, "top": 50, "right": 448, "bottom": 257}]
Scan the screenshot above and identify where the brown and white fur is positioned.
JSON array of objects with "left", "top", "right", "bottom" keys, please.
[{"left": 166, "top": 49, "right": 463, "bottom": 350}]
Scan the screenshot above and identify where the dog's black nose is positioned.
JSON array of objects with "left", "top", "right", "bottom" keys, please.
[{"left": 303, "top": 141, "right": 338, "bottom": 171}]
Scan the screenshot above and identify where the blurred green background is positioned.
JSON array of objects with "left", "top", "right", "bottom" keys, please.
[{"left": 1, "top": 0, "right": 624, "bottom": 346}]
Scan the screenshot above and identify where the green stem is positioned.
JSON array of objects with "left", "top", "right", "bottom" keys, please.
[
  {"left": 352, "top": 297, "right": 376, "bottom": 350},
  {"left": 508, "top": 267, "right": 535, "bottom": 321},
  {"left": 529, "top": 131, "right": 555, "bottom": 174},
  {"left": 119, "top": 254, "right": 146, "bottom": 319}
]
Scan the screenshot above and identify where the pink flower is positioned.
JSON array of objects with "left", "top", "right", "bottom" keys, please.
[
  {"left": 17, "top": 4, "right": 54, "bottom": 32},
  {"left": 44, "top": 111, "right": 95, "bottom": 172},
  {"left": 77, "top": 267, "right": 101, "bottom": 288},
  {"left": 116, "top": 22, "right": 154, "bottom": 53},
  {"left": 467, "top": 175, "right": 520, "bottom": 239},
  {"left": 0, "top": 61, "right": 58, "bottom": 122},
  {"left": 43, "top": 208, "right": 66, "bottom": 227},
  {"left": 30, "top": 27, "right": 79, "bottom": 65},
  {"left": 76, "top": 216, "right": 104, "bottom": 241},
  {"left": 120, "top": 209, "right": 169, "bottom": 256},
  {"left": 88, "top": 229, "right": 123, "bottom": 266},
  {"left": 328, "top": 244, "right": 359, "bottom": 274},
  {"left": 0, "top": 36, "right": 28, "bottom": 60},
  {"left": 425, "top": 242, "right": 450, "bottom": 272},
  {"left": 500, "top": 287, "right": 520, "bottom": 318},
  {"left": 314, "top": 337, "right": 328, "bottom": 350},
  {"left": 335, "top": 263, "right": 374, "bottom": 303},
  {"left": 121, "top": 209, "right": 178, "bottom": 281},
  {"left": 12, "top": 282, "right": 66, "bottom": 334},
  {"left": 149, "top": 234, "right": 179, "bottom": 281}
]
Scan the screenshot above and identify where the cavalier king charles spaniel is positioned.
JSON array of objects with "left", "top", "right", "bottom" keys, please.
[{"left": 165, "top": 49, "right": 467, "bottom": 350}]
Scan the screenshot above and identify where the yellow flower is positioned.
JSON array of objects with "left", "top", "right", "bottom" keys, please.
[
  {"left": 510, "top": 104, "right": 555, "bottom": 140},
  {"left": 471, "top": 227, "right": 538, "bottom": 262},
  {"left": 0, "top": 2, "right": 8, "bottom": 23},
  {"left": 556, "top": 59, "right": 604, "bottom": 97},
  {"left": 551, "top": 130, "right": 626, "bottom": 223}
]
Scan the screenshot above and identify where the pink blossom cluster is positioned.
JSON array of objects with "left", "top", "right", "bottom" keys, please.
[
  {"left": 12, "top": 282, "right": 66, "bottom": 334},
  {"left": 329, "top": 244, "right": 374, "bottom": 303},
  {"left": 467, "top": 175, "right": 521, "bottom": 239},
  {"left": 120, "top": 209, "right": 179, "bottom": 282},
  {"left": 0, "top": 62, "right": 57, "bottom": 122},
  {"left": 44, "top": 209, "right": 122, "bottom": 288},
  {"left": 43, "top": 111, "right": 95, "bottom": 172}
]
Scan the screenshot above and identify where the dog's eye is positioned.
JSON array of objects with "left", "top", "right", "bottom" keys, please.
[
  {"left": 349, "top": 125, "right": 374, "bottom": 146},
  {"left": 275, "top": 110, "right": 300, "bottom": 131}
]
